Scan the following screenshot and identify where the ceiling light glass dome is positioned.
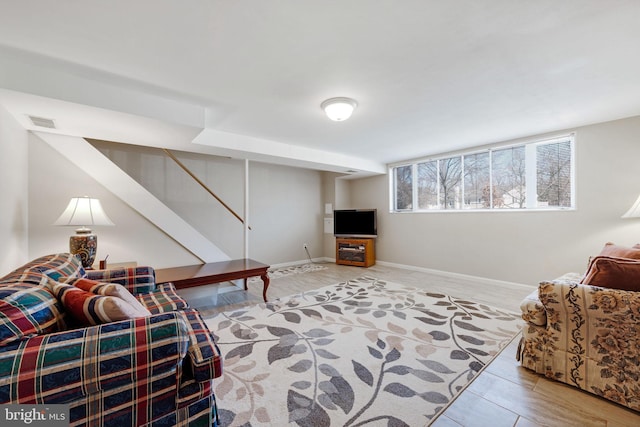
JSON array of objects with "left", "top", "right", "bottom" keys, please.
[{"left": 321, "top": 97, "right": 358, "bottom": 121}]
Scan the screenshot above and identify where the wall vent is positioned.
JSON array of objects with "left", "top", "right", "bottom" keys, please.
[{"left": 28, "top": 115, "right": 56, "bottom": 129}]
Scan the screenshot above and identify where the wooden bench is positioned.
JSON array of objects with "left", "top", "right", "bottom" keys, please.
[{"left": 155, "top": 258, "right": 271, "bottom": 302}]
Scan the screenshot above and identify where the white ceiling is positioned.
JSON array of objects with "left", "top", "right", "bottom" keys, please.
[{"left": 1, "top": 1, "right": 640, "bottom": 176}]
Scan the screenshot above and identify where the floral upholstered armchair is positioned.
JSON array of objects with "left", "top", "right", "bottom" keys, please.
[{"left": 518, "top": 243, "right": 640, "bottom": 412}]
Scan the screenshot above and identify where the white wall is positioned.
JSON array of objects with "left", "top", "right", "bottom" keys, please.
[
  {"left": 249, "top": 163, "right": 324, "bottom": 263},
  {"left": 348, "top": 115, "right": 640, "bottom": 285},
  {"left": 0, "top": 105, "right": 28, "bottom": 274},
  {"left": 27, "top": 136, "right": 324, "bottom": 268}
]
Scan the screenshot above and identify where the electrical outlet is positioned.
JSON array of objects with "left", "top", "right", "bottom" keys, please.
[{"left": 303, "top": 243, "right": 308, "bottom": 250}]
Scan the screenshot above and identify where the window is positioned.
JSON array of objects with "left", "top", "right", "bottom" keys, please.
[
  {"left": 463, "top": 152, "right": 489, "bottom": 209},
  {"left": 393, "top": 165, "right": 413, "bottom": 210},
  {"left": 390, "top": 135, "right": 574, "bottom": 212},
  {"left": 492, "top": 145, "right": 526, "bottom": 209}
]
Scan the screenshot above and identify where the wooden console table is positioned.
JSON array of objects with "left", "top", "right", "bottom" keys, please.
[{"left": 155, "top": 258, "right": 271, "bottom": 302}]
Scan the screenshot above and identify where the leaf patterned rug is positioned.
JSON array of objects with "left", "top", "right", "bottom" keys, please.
[{"left": 206, "top": 276, "right": 521, "bottom": 426}]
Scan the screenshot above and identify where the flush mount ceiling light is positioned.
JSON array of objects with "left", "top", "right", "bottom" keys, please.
[{"left": 321, "top": 97, "right": 358, "bottom": 121}]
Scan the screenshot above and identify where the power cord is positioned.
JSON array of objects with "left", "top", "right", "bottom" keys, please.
[
  {"left": 304, "top": 246, "right": 314, "bottom": 263},
  {"left": 304, "top": 245, "right": 329, "bottom": 264}
]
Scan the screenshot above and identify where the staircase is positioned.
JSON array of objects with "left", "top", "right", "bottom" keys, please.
[{"left": 35, "top": 132, "right": 230, "bottom": 263}]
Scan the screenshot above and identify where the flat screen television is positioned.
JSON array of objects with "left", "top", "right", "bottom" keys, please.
[{"left": 333, "top": 209, "right": 377, "bottom": 238}]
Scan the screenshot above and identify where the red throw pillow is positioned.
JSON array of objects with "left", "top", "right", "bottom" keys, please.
[
  {"left": 598, "top": 242, "right": 640, "bottom": 260},
  {"left": 581, "top": 256, "right": 640, "bottom": 291}
]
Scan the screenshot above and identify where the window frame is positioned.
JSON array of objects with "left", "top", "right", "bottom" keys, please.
[{"left": 389, "top": 134, "right": 576, "bottom": 213}]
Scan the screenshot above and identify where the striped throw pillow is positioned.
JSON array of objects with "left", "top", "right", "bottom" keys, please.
[
  {"left": 64, "top": 278, "right": 151, "bottom": 316},
  {"left": 48, "top": 282, "right": 148, "bottom": 326}
]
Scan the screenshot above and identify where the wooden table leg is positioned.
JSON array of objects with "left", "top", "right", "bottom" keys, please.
[{"left": 261, "top": 273, "right": 270, "bottom": 302}]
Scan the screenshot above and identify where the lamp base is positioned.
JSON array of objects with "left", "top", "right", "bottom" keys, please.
[{"left": 70, "top": 232, "right": 97, "bottom": 269}]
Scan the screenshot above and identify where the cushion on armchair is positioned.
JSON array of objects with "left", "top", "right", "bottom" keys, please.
[
  {"left": 581, "top": 256, "right": 640, "bottom": 292},
  {"left": 48, "top": 282, "right": 149, "bottom": 326},
  {"left": 63, "top": 277, "right": 151, "bottom": 316},
  {"left": 0, "top": 253, "right": 85, "bottom": 286},
  {"left": 597, "top": 242, "right": 640, "bottom": 260},
  {"left": 138, "top": 283, "right": 189, "bottom": 314},
  {"left": 0, "top": 282, "right": 63, "bottom": 345},
  {"left": 24, "top": 253, "right": 86, "bottom": 281}
]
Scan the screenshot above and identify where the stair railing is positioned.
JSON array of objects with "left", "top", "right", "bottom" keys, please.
[{"left": 162, "top": 148, "right": 251, "bottom": 230}]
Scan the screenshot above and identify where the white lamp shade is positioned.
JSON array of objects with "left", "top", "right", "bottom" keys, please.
[
  {"left": 321, "top": 97, "right": 357, "bottom": 121},
  {"left": 54, "top": 197, "right": 114, "bottom": 227},
  {"left": 622, "top": 195, "right": 640, "bottom": 218}
]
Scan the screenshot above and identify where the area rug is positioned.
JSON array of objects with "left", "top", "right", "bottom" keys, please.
[
  {"left": 247, "top": 263, "right": 329, "bottom": 284},
  {"left": 206, "top": 276, "right": 521, "bottom": 426}
]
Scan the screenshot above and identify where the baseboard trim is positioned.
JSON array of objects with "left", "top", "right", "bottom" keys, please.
[{"left": 375, "top": 259, "right": 534, "bottom": 289}]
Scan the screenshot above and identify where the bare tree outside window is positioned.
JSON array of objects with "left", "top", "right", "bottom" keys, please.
[
  {"left": 464, "top": 152, "right": 490, "bottom": 209},
  {"left": 394, "top": 165, "right": 413, "bottom": 210},
  {"left": 417, "top": 161, "right": 438, "bottom": 209},
  {"left": 439, "top": 157, "right": 462, "bottom": 209},
  {"left": 537, "top": 141, "right": 572, "bottom": 207},
  {"left": 417, "top": 157, "right": 462, "bottom": 209},
  {"left": 492, "top": 146, "right": 526, "bottom": 208}
]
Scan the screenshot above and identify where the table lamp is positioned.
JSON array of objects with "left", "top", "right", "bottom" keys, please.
[{"left": 54, "top": 196, "right": 114, "bottom": 268}]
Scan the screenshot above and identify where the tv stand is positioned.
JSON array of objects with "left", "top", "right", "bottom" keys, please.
[{"left": 336, "top": 237, "right": 375, "bottom": 267}]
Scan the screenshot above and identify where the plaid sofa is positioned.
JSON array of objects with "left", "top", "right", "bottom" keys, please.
[{"left": 0, "top": 253, "right": 222, "bottom": 426}]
